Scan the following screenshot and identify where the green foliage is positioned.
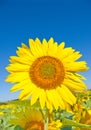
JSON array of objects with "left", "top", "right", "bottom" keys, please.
[
  {"left": 53, "top": 109, "right": 73, "bottom": 120},
  {"left": 0, "top": 97, "right": 91, "bottom": 130},
  {"left": 0, "top": 116, "right": 14, "bottom": 130},
  {"left": 14, "top": 125, "right": 24, "bottom": 130},
  {"left": 81, "top": 99, "right": 91, "bottom": 109},
  {"left": 62, "top": 118, "right": 91, "bottom": 129}
]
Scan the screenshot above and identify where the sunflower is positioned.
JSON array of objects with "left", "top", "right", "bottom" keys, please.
[
  {"left": 10, "top": 108, "right": 44, "bottom": 130},
  {"left": 73, "top": 110, "right": 91, "bottom": 130},
  {"left": 72, "top": 90, "right": 91, "bottom": 130},
  {"left": 5, "top": 38, "right": 88, "bottom": 110},
  {"left": 73, "top": 90, "right": 91, "bottom": 123},
  {"left": 10, "top": 107, "right": 62, "bottom": 130}
]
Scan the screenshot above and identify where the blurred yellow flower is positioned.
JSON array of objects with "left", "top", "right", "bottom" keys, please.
[
  {"left": 0, "top": 104, "right": 14, "bottom": 109},
  {"left": 5, "top": 38, "right": 88, "bottom": 110},
  {"left": 73, "top": 90, "right": 91, "bottom": 130},
  {"left": 0, "top": 103, "right": 15, "bottom": 115},
  {"left": 11, "top": 108, "right": 44, "bottom": 130},
  {"left": 73, "top": 110, "right": 91, "bottom": 130},
  {"left": 48, "top": 120, "right": 62, "bottom": 130},
  {"left": 10, "top": 107, "right": 62, "bottom": 130},
  {"left": 0, "top": 112, "right": 3, "bottom": 115}
]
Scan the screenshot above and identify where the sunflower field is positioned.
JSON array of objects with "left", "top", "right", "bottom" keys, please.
[{"left": 1, "top": 38, "right": 91, "bottom": 130}]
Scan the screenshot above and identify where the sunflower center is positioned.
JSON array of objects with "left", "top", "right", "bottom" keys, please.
[
  {"left": 25, "top": 121, "right": 44, "bottom": 130},
  {"left": 40, "top": 62, "right": 56, "bottom": 78},
  {"left": 30, "top": 56, "right": 65, "bottom": 89}
]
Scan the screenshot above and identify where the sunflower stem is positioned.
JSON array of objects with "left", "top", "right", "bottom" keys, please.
[{"left": 44, "top": 117, "right": 48, "bottom": 130}]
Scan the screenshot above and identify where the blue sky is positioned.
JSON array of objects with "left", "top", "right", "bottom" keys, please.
[{"left": 0, "top": 0, "right": 91, "bottom": 101}]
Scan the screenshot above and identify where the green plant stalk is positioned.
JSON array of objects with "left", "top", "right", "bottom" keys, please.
[
  {"left": 62, "top": 118, "right": 91, "bottom": 129},
  {"left": 44, "top": 117, "right": 48, "bottom": 130}
]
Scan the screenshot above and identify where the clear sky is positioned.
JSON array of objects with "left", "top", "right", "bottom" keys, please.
[{"left": 0, "top": 0, "right": 91, "bottom": 101}]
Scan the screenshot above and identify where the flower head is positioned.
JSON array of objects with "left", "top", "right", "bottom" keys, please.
[
  {"left": 10, "top": 105, "right": 62, "bottom": 130},
  {"left": 10, "top": 108, "right": 44, "bottom": 130},
  {"left": 5, "top": 38, "right": 88, "bottom": 110},
  {"left": 72, "top": 90, "right": 91, "bottom": 130}
]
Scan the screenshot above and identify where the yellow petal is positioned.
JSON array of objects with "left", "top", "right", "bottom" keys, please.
[
  {"left": 63, "top": 78, "right": 87, "bottom": 91},
  {"left": 9, "top": 56, "right": 34, "bottom": 65},
  {"left": 39, "top": 89, "right": 46, "bottom": 109},
  {"left": 42, "top": 38, "right": 48, "bottom": 55},
  {"left": 6, "top": 63, "right": 30, "bottom": 72},
  {"left": 34, "top": 38, "right": 44, "bottom": 56},
  {"left": 5, "top": 72, "right": 29, "bottom": 83},
  {"left": 61, "top": 85, "right": 76, "bottom": 104},
  {"left": 29, "top": 39, "right": 42, "bottom": 57},
  {"left": 65, "top": 61, "right": 89, "bottom": 72},
  {"left": 19, "top": 88, "right": 32, "bottom": 100},
  {"left": 63, "top": 51, "right": 82, "bottom": 62},
  {"left": 56, "top": 47, "right": 74, "bottom": 60},
  {"left": 47, "top": 38, "right": 58, "bottom": 56},
  {"left": 31, "top": 87, "right": 40, "bottom": 105},
  {"left": 55, "top": 42, "right": 65, "bottom": 56}
]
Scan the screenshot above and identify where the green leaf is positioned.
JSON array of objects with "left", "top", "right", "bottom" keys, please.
[
  {"left": 62, "top": 118, "right": 91, "bottom": 129},
  {"left": 14, "top": 125, "right": 24, "bottom": 130},
  {"left": 60, "top": 110, "right": 72, "bottom": 118},
  {"left": 81, "top": 99, "right": 91, "bottom": 109}
]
